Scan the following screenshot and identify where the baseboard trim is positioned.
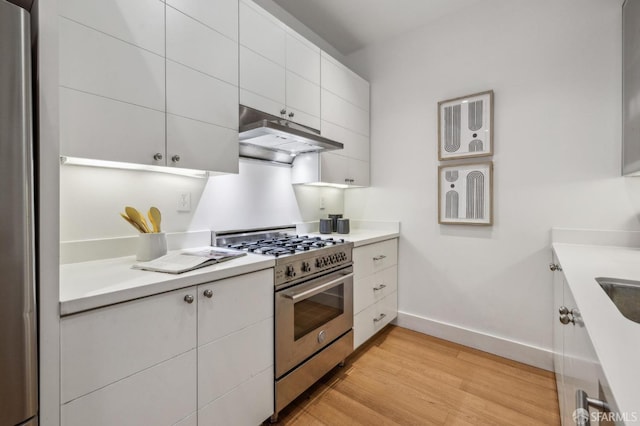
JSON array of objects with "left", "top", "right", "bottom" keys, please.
[{"left": 395, "top": 311, "right": 553, "bottom": 371}]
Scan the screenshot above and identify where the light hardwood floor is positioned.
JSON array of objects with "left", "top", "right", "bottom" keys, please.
[{"left": 275, "top": 325, "right": 560, "bottom": 425}]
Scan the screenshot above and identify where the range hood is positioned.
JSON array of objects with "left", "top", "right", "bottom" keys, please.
[{"left": 238, "top": 105, "right": 343, "bottom": 165}]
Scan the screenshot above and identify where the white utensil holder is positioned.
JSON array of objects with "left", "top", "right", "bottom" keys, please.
[{"left": 136, "top": 232, "right": 167, "bottom": 261}]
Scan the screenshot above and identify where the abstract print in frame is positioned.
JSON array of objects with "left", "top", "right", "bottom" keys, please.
[
  {"left": 438, "top": 161, "right": 493, "bottom": 225},
  {"left": 438, "top": 90, "right": 493, "bottom": 160}
]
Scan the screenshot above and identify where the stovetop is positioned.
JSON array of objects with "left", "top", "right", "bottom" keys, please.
[
  {"left": 225, "top": 235, "right": 346, "bottom": 258},
  {"left": 213, "top": 227, "right": 353, "bottom": 288}
]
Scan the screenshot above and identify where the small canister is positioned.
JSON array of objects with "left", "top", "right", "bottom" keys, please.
[
  {"left": 319, "top": 218, "right": 332, "bottom": 234},
  {"left": 337, "top": 218, "right": 350, "bottom": 234},
  {"left": 328, "top": 214, "right": 343, "bottom": 232}
]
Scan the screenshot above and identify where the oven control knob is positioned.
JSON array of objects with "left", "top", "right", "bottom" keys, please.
[
  {"left": 285, "top": 265, "right": 296, "bottom": 278},
  {"left": 301, "top": 261, "right": 311, "bottom": 272},
  {"left": 315, "top": 258, "right": 322, "bottom": 268},
  {"left": 317, "top": 330, "right": 326, "bottom": 344}
]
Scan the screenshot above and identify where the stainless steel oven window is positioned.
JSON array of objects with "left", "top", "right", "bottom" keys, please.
[{"left": 294, "top": 283, "right": 344, "bottom": 340}]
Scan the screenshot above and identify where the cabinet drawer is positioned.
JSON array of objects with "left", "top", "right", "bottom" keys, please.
[
  {"left": 353, "top": 238, "right": 398, "bottom": 279},
  {"left": 354, "top": 291, "right": 398, "bottom": 349},
  {"left": 61, "top": 288, "right": 197, "bottom": 403},
  {"left": 198, "top": 317, "right": 273, "bottom": 408},
  {"left": 198, "top": 367, "right": 274, "bottom": 425},
  {"left": 198, "top": 269, "right": 274, "bottom": 346},
  {"left": 354, "top": 265, "right": 398, "bottom": 315},
  {"left": 61, "top": 350, "right": 196, "bottom": 426}
]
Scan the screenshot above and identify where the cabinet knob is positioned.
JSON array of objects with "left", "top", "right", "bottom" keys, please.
[
  {"left": 549, "top": 263, "right": 562, "bottom": 271},
  {"left": 559, "top": 306, "right": 569, "bottom": 315},
  {"left": 153, "top": 153, "right": 163, "bottom": 161},
  {"left": 373, "top": 284, "right": 387, "bottom": 292},
  {"left": 373, "top": 255, "right": 387, "bottom": 261},
  {"left": 288, "top": 112, "right": 295, "bottom": 118},
  {"left": 203, "top": 289, "right": 213, "bottom": 298},
  {"left": 280, "top": 109, "right": 287, "bottom": 115},
  {"left": 184, "top": 294, "right": 194, "bottom": 304},
  {"left": 559, "top": 314, "right": 574, "bottom": 325},
  {"left": 171, "top": 155, "right": 181, "bottom": 163}
]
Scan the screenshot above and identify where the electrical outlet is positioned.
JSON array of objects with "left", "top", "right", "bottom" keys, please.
[
  {"left": 177, "top": 192, "right": 191, "bottom": 212},
  {"left": 320, "top": 197, "right": 325, "bottom": 211}
]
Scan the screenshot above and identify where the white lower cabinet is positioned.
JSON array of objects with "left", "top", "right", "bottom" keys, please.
[
  {"left": 60, "top": 269, "right": 274, "bottom": 425},
  {"left": 61, "top": 351, "right": 197, "bottom": 426},
  {"left": 352, "top": 238, "right": 399, "bottom": 349}
]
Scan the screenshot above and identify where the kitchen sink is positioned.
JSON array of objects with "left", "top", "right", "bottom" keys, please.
[{"left": 595, "top": 277, "right": 640, "bottom": 324}]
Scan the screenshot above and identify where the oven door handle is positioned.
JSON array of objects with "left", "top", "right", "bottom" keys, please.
[{"left": 283, "top": 272, "right": 354, "bottom": 302}]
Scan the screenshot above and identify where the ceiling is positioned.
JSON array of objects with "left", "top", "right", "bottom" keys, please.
[{"left": 272, "top": 0, "right": 481, "bottom": 55}]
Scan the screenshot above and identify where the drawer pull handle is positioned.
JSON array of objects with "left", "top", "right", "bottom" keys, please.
[
  {"left": 373, "top": 284, "right": 387, "bottom": 292},
  {"left": 203, "top": 289, "right": 213, "bottom": 298},
  {"left": 184, "top": 295, "right": 194, "bottom": 304},
  {"left": 373, "top": 313, "right": 387, "bottom": 323},
  {"left": 373, "top": 255, "right": 387, "bottom": 261}
]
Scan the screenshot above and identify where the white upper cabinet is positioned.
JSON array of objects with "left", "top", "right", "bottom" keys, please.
[
  {"left": 239, "top": 0, "right": 321, "bottom": 129},
  {"left": 59, "top": 0, "right": 240, "bottom": 173}
]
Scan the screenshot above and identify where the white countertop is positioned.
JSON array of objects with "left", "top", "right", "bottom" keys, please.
[
  {"left": 553, "top": 243, "right": 640, "bottom": 419},
  {"left": 60, "top": 248, "right": 275, "bottom": 316},
  {"left": 303, "top": 229, "right": 399, "bottom": 247}
]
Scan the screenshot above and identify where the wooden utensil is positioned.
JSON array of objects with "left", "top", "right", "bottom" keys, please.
[
  {"left": 120, "top": 212, "right": 145, "bottom": 233},
  {"left": 148, "top": 207, "right": 161, "bottom": 233},
  {"left": 125, "top": 206, "right": 151, "bottom": 233}
]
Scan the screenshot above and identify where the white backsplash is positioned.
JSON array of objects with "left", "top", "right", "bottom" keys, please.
[{"left": 60, "top": 158, "right": 344, "bottom": 248}]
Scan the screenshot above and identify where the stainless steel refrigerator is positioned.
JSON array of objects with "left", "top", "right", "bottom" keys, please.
[{"left": 0, "top": 0, "right": 38, "bottom": 425}]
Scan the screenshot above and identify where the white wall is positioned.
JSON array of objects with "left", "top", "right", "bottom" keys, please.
[
  {"left": 345, "top": 0, "right": 634, "bottom": 364},
  {"left": 60, "top": 159, "right": 343, "bottom": 241}
]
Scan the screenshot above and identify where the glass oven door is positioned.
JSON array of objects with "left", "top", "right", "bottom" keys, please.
[{"left": 275, "top": 266, "right": 353, "bottom": 378}]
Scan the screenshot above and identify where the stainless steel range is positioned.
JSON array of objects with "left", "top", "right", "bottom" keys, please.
[{"left": 213, "top": 227, "right": 354, "bottom": 421}]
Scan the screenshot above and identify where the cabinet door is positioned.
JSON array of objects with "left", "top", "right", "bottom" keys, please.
[
  {"left": 551, "top": 255, "right": 566, "bottom": 422},
  {"left": 286, "top": 32, "right": 320, "bottom": 85},
  {"left": 60, "top": 87, "right": 165, "bottom": 165},
  {"left": 60, "top": 288, "right": 197, "bottom": 403},
  {"left": 348, "top": 158, "right": 370, "bottom": 187},
  {"left": 59, "top": 0, "right": 164, "bottom": 56},
  {"left": 166, "top": 0, "right": 238, "bottom": 41},
  {"left": 321, "top": 89, "right": 369, "bottom": 137},
  {"left": 198, "top": 367, "right": 274, "bottom": 426},
  {"left": 198, "top": 269, "right": 274, "bottom": 346},
  {"left": 61, "top": 350, "right": 196, "bottom": 426},
  {"left": 320, "top": 152, "right": 349, "bottom": 185},
  {"left": 286, "top": 71, "right": 320, "bottom": 129},
  {"left": 321, "top": 120, "right": 370, "bottom": 162},
  {"left": 321, "top": 51, "right": 370, "bottom": 112},
  {"left": 59, "top": 17, "right": 165, "bottom": 112},
  {"left": 562, "top": 279, "right": 601, "bottom": 426},
  {"left": 239, "top": 0, "right": 285, "bottom": 66},
  {"left": 166, "top": 5, "right": 238, "bottom": 85},
  {"left": 239, "top": 46, "right": 286, "bottom": 117},
  {"left": 198, "top": 317, "right": 272, "bottom": 408}
]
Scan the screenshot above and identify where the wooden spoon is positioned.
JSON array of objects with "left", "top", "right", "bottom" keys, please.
[
  {"left": 125, "top": 206, "right": 150, "bottom": 233},
  {"left": 120, "top": 212, "right": 145, "bottom": 233},
  {"left": 148, "top": 207, "right": 161, "bottom": 233}
]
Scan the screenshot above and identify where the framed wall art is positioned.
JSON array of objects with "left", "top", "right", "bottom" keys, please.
[
  {"left": 438, "top": 90, "right": 493, "bottom": 160},
  {"left": 438, "top": 161, "right": 493, "bottom": 225}
]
